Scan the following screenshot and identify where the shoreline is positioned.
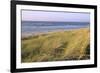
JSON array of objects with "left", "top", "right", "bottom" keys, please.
[{"left": 21, "top": 27, "right": 89, "bottom": 38}]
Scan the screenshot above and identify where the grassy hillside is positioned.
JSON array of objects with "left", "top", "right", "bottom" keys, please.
[{"left": 21, "top": 28, "right": 90, "bottom": 62}]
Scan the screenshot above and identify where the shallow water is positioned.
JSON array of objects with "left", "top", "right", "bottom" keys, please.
[{"left": 21, "top": 21, "right": 89, "bottom": 37}]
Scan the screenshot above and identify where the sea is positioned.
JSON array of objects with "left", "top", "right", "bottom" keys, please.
[{"left": 21, "top": 21, "right": 89, "bottom": 37}]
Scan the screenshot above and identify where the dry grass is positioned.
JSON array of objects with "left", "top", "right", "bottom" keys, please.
[{"left": 21, "top": 28, "right": 90, "bottom": 62}]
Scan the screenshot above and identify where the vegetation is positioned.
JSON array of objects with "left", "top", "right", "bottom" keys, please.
[{"left": 21, "top": 28, "right": 90, "bottom": 62}]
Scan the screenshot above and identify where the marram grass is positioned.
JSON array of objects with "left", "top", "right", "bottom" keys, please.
[{"left": 21, "top": 28, "right": 90, "bottom": 62}]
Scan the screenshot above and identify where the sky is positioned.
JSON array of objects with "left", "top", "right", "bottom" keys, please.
[{"left": 22, "top": 10, "right": 90, "bottom": 22}]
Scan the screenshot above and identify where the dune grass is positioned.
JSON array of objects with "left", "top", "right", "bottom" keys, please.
[{"left": 21, "top": 28, "right": 90, "bottom": 62}]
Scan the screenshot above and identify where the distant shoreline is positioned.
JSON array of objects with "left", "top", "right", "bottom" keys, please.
[{"left": 21, "top": 27, "right": 89, "bottom": 38}]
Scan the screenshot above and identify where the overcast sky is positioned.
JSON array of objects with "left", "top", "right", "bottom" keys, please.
[{"left": 22, "top": 10, "right": 90, "bottom": 22}]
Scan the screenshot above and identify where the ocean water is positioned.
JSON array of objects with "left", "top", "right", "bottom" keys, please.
[{"left": 21, "top": 21, "right": 89, "bottom": 36}]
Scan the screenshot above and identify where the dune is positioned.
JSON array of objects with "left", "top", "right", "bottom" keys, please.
[{"left": 21, "top": 28, "right": 90, "bottom": 62}]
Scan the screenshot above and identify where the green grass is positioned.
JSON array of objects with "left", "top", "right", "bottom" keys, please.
[{"left": 21, "top": 28, "right": 90, "bottom": 62}]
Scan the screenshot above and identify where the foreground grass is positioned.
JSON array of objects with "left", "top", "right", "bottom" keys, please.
[{"left": 21, "top": 28, "right": 90, "bottom": 62}]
